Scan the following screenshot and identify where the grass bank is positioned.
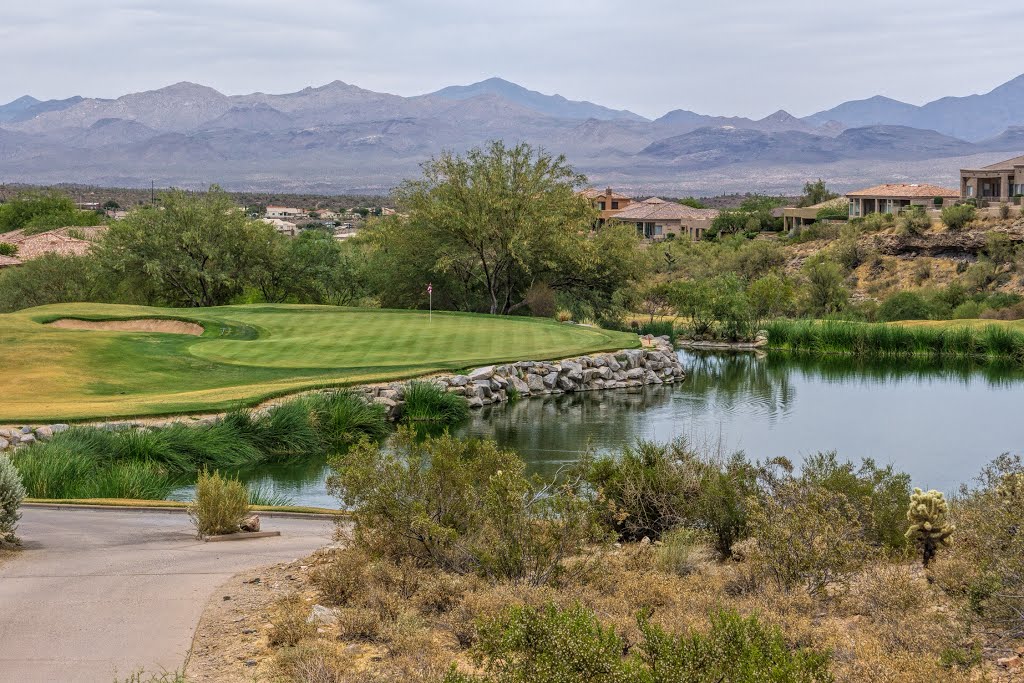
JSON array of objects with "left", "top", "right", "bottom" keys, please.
[
  {"left": 0, "top": 303, "right": 637, "bottom": 422},
  {"left": 9, "top": 392, "right": 389, "bottom": 500},
  {"left": 764, "top": 318, "right": 1024, "bottom": 363}
]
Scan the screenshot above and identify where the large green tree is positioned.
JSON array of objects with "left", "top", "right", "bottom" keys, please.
[
  {"left": 99, "top": 187, "right": 275, "bottom": 307},
  {"left": 376, "top": 141, "right": 628, "bottom": 316}
]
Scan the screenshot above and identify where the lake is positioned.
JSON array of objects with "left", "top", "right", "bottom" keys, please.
[{"left": 174, "top": 350, "right": 1024, "bottom": 508}]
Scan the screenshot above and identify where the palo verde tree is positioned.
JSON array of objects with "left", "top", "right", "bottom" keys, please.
[
  {"left": 379, "top": 141, "right": 609, "bottom": 315},
  {"left": 99, "top": 186, "right": 276, "bottom": 307}
]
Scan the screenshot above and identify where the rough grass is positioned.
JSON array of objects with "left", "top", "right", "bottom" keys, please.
[{"left": 0, "top": 303, "right": 638, "bottom": 421}]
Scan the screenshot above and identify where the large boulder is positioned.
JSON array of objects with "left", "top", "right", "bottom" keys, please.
[
  {"left": 240, "top": 514, "right": 261, "bottom": 532},
  {"left": 510, "top": 376, "right": 531, "bottom": 396},
  {"left": 449, "top": 375, "right": 470, "bottom": 387},
  {"left": 543, "top": 372, "right": 559, "bottom": 390},
  {"left": 468, "top": 366, "right": 495, "bottom": 381},
  {"left": 557, "top": 375, "right": 577, "bottom": 391},
  {"left": 624, "top": 368, "right": 646, "bottom": 380},
  {"left": 526, "top": 373, "right": 546, "bottom": 393}
]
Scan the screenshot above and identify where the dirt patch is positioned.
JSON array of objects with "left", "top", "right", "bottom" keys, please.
[
  {"left": 185, "top": 555, "right": 330, "bottom": 683},
  {"left": 47, "top": 318, "right": 204, "bottom": 336}
]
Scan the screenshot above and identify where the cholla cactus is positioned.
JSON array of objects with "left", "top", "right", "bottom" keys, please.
[{"left": 905, "top": 488, "right": 954, "bottom": 567}]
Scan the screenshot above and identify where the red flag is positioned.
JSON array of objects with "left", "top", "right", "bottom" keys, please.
[{"left": 427, "top": 283, "right": 433, "bottom": 294}]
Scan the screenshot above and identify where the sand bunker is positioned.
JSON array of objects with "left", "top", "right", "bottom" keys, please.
[{"left": 47, "top": 318, "right": 204, "bottom": 336}]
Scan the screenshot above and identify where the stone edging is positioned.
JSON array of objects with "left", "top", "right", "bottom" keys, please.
[
  {"left": 0, "top": 335, "right": 684, "bottom": 446},
  {"left": 349, "top": 334, "right": 683, "bottom": 419}
]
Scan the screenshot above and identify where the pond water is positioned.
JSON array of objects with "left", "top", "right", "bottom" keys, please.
[{"left": 173, "top": 351, "right": 1024, "bottom": 508}]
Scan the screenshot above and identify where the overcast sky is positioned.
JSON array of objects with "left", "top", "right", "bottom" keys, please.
[{"left": 3, "top": 1, "right": 1023, "bottom": 119}]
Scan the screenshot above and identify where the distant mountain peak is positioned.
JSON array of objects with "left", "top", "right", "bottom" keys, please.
[{"left": 429, "top": 77, "right": 647, "bottom": 122}]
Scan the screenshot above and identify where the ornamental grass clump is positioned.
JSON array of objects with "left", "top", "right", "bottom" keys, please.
[
  {"left": 189, "top": 469, "right": 251, "bottom": 538},
  {"left": 402, "top": 381, "right": 470, "bottom": 425},
  {"left": 905, "top": 488, "right": 954, "bottom": 568},
  {"left": 0, "top": 453, "right": 26, "bottom": 544}
]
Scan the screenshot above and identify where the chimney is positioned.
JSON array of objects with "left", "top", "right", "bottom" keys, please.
[{"left": 606, "top": 187, "right": 613, "bottom": 197}]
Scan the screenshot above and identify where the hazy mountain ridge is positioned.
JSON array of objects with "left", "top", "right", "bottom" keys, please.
[{"left": 2, "top": 75, "right": 1024, "bottom": 194}]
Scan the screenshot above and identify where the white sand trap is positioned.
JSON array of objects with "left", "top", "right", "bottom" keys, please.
[{"left": 47, "top": 318, "right": 204, "bottom": 336}]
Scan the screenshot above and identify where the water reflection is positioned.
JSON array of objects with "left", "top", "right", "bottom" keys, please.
[{"left": 174, "top": 350, "right": 1024, "bottom": 506}]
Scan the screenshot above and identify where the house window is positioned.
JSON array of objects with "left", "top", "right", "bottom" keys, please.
[
  {"left": 598, "top": 201, "right": 606, "bottom": 210},
  {"left": 611, "top": 201, "right": 619, "bottom": 209},
  {"left": 967, "top": 185, "right": 974, "bottom": 197},
  {"left": 849, "top": 199, "right": 860, "bottom": 217}
]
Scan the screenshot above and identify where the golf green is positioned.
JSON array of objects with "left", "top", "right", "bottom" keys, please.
[{"left": 0, "top": 303, "right": 638, "bottom": 421}]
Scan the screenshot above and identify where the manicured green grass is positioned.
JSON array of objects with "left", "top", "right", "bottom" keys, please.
[{"left": 0, "top": 303, "right": 637, "bottom": 421}]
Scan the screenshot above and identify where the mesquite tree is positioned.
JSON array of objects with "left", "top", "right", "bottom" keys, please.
[{"left": 905, "top": 488, "right": 955, "bottom": 567}]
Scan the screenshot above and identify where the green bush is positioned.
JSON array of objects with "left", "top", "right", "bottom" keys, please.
[
  {"left": 11, "top": 446, "right": 177, "bottom": 500},
  {"left": 329, "top": 429, "right": 604, "bottom": 585},
  {"left": 800, "top": 452, "right": 911, "bottom": 550},
  {"left": 444, "top": 603, "right": 833, "bottom": 683},
  {"left": 0, "top": 253, "right": 106, "bottom": 313},
  {"left": 747, "top": 480, "right": 873, "bottom": 595},
  {"left": 0, "top": 242, "right": 16, "bottom": 257},
  {"left": 188, "top": 469, "right": 251, "bottom": 537},
  {"left": 941, "top": 204, "right": 976, "bottom": 231},
  {"left": 584, "top": 440, "right": 759, "bottom": 556},
  {"left": 0, "top": 190, "right": 103, "bottom": 235},
  {"left": 402, "top": 381, "right": 469, "bottom": 425},
  {"left": 0, "top": 453, "right": 26, "bottom": 544},
  {"left": 895, "top": 206, "right": 931, "bottom": 236},
  {"left": 877, "top": 291, "right": 934, "bottom": 322}
]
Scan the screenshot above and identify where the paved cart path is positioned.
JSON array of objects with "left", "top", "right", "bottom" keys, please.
[{"left": 0, "top": 506, "right": 334, "bottom": 683}]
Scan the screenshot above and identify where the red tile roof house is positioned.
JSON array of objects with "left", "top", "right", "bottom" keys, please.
[
  {"left": 609, "top": 197, "right": 719, "bottom": 241},
  {"left": 845, "top": 184, "right": 959, "bottom": 218}
]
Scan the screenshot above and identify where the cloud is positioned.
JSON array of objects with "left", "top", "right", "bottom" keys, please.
[{"left": 2, "top": 0, "right": 1022, "bottom": 118}]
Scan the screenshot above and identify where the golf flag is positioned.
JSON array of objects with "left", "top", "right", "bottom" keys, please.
[{"left": 427, "top": 283, "right": 432, "bottom": 294}]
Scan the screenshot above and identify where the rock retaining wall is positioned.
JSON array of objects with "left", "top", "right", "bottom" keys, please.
[{"left": 0, "top": 335, "right": 682, "bottom": 448}]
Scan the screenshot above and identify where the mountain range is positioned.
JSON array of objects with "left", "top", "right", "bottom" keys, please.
[{"left": 1, "top": 75, "right": 1023, "bottom": 195}]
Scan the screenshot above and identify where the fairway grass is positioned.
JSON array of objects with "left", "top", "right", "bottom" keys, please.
[{"left": 0, "top": 303, "right": 638, "bottom": 422}]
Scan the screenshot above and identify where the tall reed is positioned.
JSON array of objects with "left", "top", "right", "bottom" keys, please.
[{"left": 764, "top": 319, "right": 1024, "bottom": 364}]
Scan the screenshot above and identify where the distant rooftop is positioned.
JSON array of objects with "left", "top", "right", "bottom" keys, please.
[
  {"left": 611, "top": 197, "right": 719, "bottom": 221},
  {"left": 846, "top": 183, "right": 959, "bottom": 199},
  {"left": 978, "top": 155, "right": 1024, "bottom": 171}
]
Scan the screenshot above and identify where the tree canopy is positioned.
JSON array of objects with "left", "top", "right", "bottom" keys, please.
[{"left": 365, "top": 141, "right": 643, "bottom": 318}]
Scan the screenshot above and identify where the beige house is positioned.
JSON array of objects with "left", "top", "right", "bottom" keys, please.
[
  {"left": 266, "top": 205, "right": 306, "bottom": 219},
  {"left": 960, "top": 155, "right": 1024, "bottom": 202},
  {"left": 261, "top": 217, "right": 299, "bottom": 237},
  {"left": 580, "top": 187, "right": 634, "bottom": 225},
  {"left": 609, "top": 197, "right": 719, "bottom": 241},
  {"left": 780, "top": 197, "right": 848, "bottom": 233},
  {"left": 846, "top": 184, "right": 959, "bottom": 218}
]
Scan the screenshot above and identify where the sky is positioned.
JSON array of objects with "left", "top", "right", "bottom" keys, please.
[{"left": 3, "top": 1, "right": 1024, "bottom": 119}]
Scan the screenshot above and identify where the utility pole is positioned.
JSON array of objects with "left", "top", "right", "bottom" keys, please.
[{"left": 151, "top": 180, "right": 155, "bottom": 204}]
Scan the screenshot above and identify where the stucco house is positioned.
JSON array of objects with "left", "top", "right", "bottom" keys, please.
[
  {"left": 780, "top": 197, "right": 848, "bottom": 233},
  {"left": 960, "top": 155, "right": 1024, "bottom": 202},
  {"left": 266, "top": 205, "right": 306, "bottom": 219},
  {"left": 609, "top": 197, "right": 719, "bottom": 241},
  {"left": 846, "top": 184, "right": 959, "bottom": 218},
  {"left": 580, "top": 187, "right": 634, "bottom": 225}
]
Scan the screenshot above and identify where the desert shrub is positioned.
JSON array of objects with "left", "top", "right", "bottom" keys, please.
[
  {"left": 895, "top": 206, "right": 932, "bottom": 236},
  {"left": 0, "top": 242, "right": 16, "bottom": 256},
  {"left": 0, "top": 453, "right": 26, "bottom": 544},
  {"left": 747, "top": 480, "right": 873, "bottom": 595},
  {"left": 311, "top": 548, "right": 370, "bottom": 606},
  {"left": 584, "top": 440, "right": 759, "bottom": 555},
  {"left": 999, "top": 203, "right": 1011, "bottom": 219},
  {"left": 0, "top": 253, "right": 106, "bottom": 313},
  {"left": 268, "top": 592, "right": 318, "bottom": 647},
  {"left": 329, "top": 429, "right": 604, "bottom": 585},
  {"left": 402, "top": 381, "right": 469, "bottom": 425},
  {"left": 637, "top": 609, "right": 832, "bottom": 683},
  {"left": 525, "top": 282, "right": 558, "bottom": 318},
  {"left": 877, "top": 291, "right": 934, "bottom": 322},
  {"left": 188, "top": 470, "right": 251, "bottom": 537},
  {"left": 935, "top": 455, "right": 1024, "bottom": 642},
  {"left": 655, "top": 528, "right": 712, "bottom": 576},
  {"left": 941, "top": 204, "right": 976, "bottom": 231},
  {"left": 801, "top": 452, "right": 911, "bottom": 550},
  {"left": 445, "top": 603, "right": 832, "bottom": 683}
]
